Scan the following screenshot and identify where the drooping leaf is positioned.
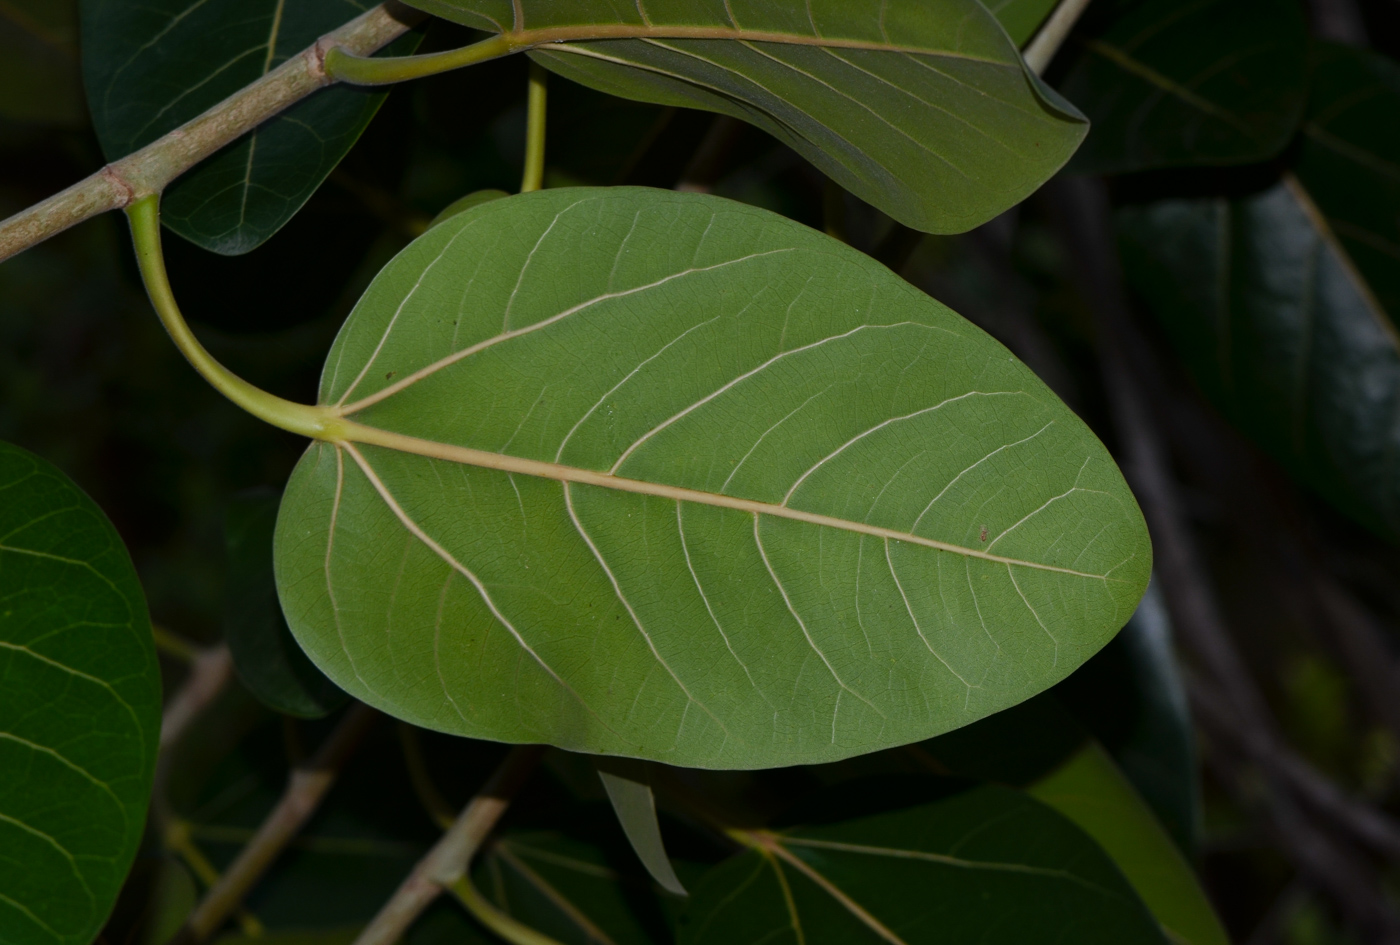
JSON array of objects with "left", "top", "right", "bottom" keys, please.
[
  {"left": 596, "top": 758, "right": 687, "bottom": 895},
  {"left": 273, "top": 187, "right": 1151, "bottom": 768},
  {"left": 79, "top": 0, "right": 422, "bottom": 255},
  {"left": 986, "top": 0, "right": 1062, "bottom": 47},
  {"left": 397, "top": 0, "right": 1088, "bottom": 235},
  {"left": 0, "top": 0, "right": 84, "bottom": 125},
  {"left": 1054, "top": 581, "right": 1199, "bottom": 856},
  {"left": 1056, "top": 0, "right": 1307, "bottom": 174},
  {"left": 225, "top": 490, "right": 347, "bottom": 719},
  {"left": 1027, "top": 743, "right": 1226, "bottom": 945},
  {"left": 677, "top": 784, "right": 1168, "bottom": 945},
  {"left": 473, "top": 831, "right": 665, "bottom": 945},
  {"left": 0, "top": 441, "right": 161, "bottom": 945}
]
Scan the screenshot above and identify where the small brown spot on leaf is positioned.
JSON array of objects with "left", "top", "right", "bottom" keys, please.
[{"left": 979, "top": 526, "right": 988, "bottom": 542}]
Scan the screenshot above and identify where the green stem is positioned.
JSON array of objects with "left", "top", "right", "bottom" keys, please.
[
  {"left": 324, "top": 32, "right": 517, "bottom": 86},
  {"left": 126, "top": 195, "right": 343, "bottom": 440},
  {"left": 450, "top": 875, "right": 565, "bottom": 945},
  {"left": 521, "top": 62, "right": 548, "bottom": 193}
]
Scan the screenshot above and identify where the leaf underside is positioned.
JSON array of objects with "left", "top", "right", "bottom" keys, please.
[
  {"left": 0, "top": 441, "right": 161, "bottom": 945},
  {"left": 678, "top": 785, "right": 1168, "bottom": 944},
  {"left": 1059, "top": 0, "right": 1307, "bottom": 174},
  {"left": 401, "top": 0, "right": 1087, "bottom": 235},
  {"left": 275, "top": 188, "right": 1151, "bottom": 769},
  {"left": 79, "top": 0, "right": 417, "bottom": 255}
]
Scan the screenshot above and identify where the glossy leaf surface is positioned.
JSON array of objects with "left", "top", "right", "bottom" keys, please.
[
  {"left": 677, "top": 784, "right": 1167, "bottom": 944},
  {"left": 1057, "top": 0, "right": 1306, "bottom": 174},
  {"left": 275, "top": 187, "right": 1151, "bottom": 768},
  {"left": 400, "top": 0, "right": 1087, "bottom": 234},
  {"left": 1119, "top": 171, "right": 1400, "bottom": 537},
  {"left": 225, "top": 491, "right": 347, "bottom": 719},
  {"left": 0, "top": 441, "right": 161, "bottom": 945},
  {"left": 79, "top": 0, "right": 419, "bottom": 254},
  {"left": 0, "top": 0, "right": 84, "bottom": 125},
  {"left": 1028, "top": 743, "right": 1226, "bottom": 945}
]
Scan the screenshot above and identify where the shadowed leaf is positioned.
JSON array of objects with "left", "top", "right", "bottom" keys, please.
[
  {"left": 79, "top": 0, "right": 421, "bottom": 254},
  {"left": 0, "top": 440, "right": 161, "bottom": 945},
  {"left": 597, "top": 758, "right": 687, "bottom": 896}
]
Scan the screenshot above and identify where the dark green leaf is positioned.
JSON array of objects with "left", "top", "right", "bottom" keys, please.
[
  {"left": 0, "top": 0, "right": 84, "bottom": 125},
  {"left": 596, "top": 758, "right": 686, "bottom": 896},
  {"left": 79, "top": 0, "right": 421, "bottom": 254},
  {"left": 0, "top": 440, "right": 161, "bottom": 945},
  {"left": 1057, "top": 0, "right": 1307, "bottom": 174},
  {"left": 274, "top": 187, "right": 1151, "bottom": 768},
  {"left": 225, "top": 490, "right": 347, "bottom": 719},
  {"left": 399, "top": 0, "right": 1087, "bottom": 234},
  {"left": 1119, "top": 171, "right": 1400, "bottom": 538},
  {"left": 678, "top": 784, "right": 1168, "bottom": 945},
  {"left": 474, "top": 831, "right": 665, "bottom": 945},
  {"left": 1028, "top": 743, "right": 1226, "bottom": 945},
  {"left": 986, "top": 0, "right": 1061, "bottom": 46}
]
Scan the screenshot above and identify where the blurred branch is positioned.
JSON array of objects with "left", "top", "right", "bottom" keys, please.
[
  {"left": 1305, "top": 0, "right": 1370, "bottom": 44},
  {"left": 0, "top": 3, "right": 425, "bottom": 263},
  {"left": 1311, "top": 580, "right": 1400, "bottom": 744},
  {"left": 353, "top": 745, "right": 545, "bottom": 945},
  {"left": 398, "top": 722, "right": 457, "bottom": 830},
  {"left": 676, "top": 116, "right": 745, "bottom": 193},
  {"left": 160, "top": 643, "right": 234, "bottom": 753},
  {"left": 175, "top": 702, "right": 380, "bottom": 944},
  {"left": 1024, "top": 0, "right": 1096, "bottom": 74}
]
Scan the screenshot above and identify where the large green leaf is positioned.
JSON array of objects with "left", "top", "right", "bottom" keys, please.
[
  {"left": 676, "top": 784, "right": 1168, "bottom": 944},
  {"left": 1119, "top": 47, "right": 1400, "bottom": 537},
  {"left": 1056, "top": 0, "right": 1307, "bottom": 174},
  {"left": 398, "top": 0, "right": 1087, "bottom": 235},
  {"left": 0, "top": 0, "right": 84, "bottom": 125},
  {"left": 79, "top": 0, "right": 420, "bottom": 255},
  {"left": 0, "top": 441, "right": 161, "bottom": 945},
  {"left": 273, "top": 187, "right": 1151, "bottom": 768},
  {"left": 986, "top": 0, "right": 1062, "bottom": 47}
]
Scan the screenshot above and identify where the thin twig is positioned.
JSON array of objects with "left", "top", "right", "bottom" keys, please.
[
  {"left": 520, "top": 62, "right": 548, "bottom": 194},
  {"left": 175, "top": 702, "right": 380, "bottom": 944},
  {"left": 353, "top": 745, "right": 545, "bottom": 945},
  {"left": 0, "top": 2, "right": 424, "bottom": 264}
]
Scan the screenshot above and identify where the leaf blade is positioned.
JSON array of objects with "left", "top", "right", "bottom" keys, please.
[
  {"left": 399, "top": 0, "right": 1086, "bottom": 234},
  {"left": 0, "top": 441, "right": 161, "bottom": 945},
  {"left": 276, "top": 187, "right": 1151, "bottom": 768}
]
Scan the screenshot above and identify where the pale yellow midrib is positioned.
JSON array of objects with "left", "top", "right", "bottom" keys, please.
[{"left": 336, "top": 420, "right": 1119, "bottom": 582}]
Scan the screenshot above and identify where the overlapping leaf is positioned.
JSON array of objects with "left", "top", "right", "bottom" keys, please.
[
  {"left": 80, "top": 0, "right": 420, "bottom": 255},
  {"left": 274, "top": 188, "right": 1150, "bottom": 768},
  {"left": 1118, "top": 47, "right": 1400, "bottom": 538},
  {"left": 399, "top": 0, "right": 1087, "bottom": 234},
  {"left": 677, "top": 784, "right": 1167, "bottom": 944},
  {"left": 1057, "top": 0, "right": 1307, "bottom": 173},
  {"left": 0, "top": 441, "right": 161, "bottom": 945}
]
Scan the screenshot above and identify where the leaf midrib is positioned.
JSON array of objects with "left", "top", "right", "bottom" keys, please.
[{"left": 337, "top": 420, "right": 1125, "bottom": 581}]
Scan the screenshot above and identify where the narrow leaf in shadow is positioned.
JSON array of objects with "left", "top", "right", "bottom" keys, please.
[
  {"left": 399, "top": 0, "right": 1087, "bottom": 234},
  {"left": 1057, "top": 0, "right": 1307, "bottom": 173},
  {"left": 0, "top": 440, "right": 162, "bottom": 945},
  {"left": 596, "top": 758, "right": 687, "bottom": 896},
  {"left": 226, "top": 489, "right": 348, "bottom": 718}
]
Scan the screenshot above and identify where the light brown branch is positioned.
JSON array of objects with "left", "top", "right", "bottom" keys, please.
[
  {"left": 353, "top": 745, "right": 544, "bottom": 945},
  {"left": 0, "top": 2, "right": 425, "bottom": 264},
  {"left": 160, "top": 643, "right": 234, "bottom": 752},
  {"left": 176, "top": 702, "right": 380, "bottom": 944}
]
